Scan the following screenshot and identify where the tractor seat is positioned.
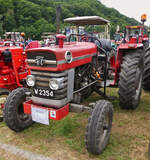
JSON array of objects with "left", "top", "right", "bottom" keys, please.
[{"left": 95, "top": 39, "right": 112, "bottom": 52}]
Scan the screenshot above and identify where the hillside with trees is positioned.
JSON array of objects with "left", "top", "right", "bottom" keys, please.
[{"left": 0, "top": 0, "right": 140, "bottom": 39}]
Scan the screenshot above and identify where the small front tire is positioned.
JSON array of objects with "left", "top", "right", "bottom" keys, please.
[
  {"left": 85, "top": 100, "right": 113, "bottom": 155},
  {"left": 3, "top": 88, "right": 33, "bottom": 132}
]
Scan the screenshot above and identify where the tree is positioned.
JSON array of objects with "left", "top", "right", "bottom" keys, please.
[{"left": 0, "top": 0, "right": 140, "bottom": 38}]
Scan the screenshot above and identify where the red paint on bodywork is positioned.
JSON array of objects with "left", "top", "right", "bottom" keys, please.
[
  {"left": 24, "top": 100, "right": 69, "bottom": 120},
  {"left": 27, "top": 42, "right": 97, "bottom": 71},
  {"left": 0, "top": 46, "right": 29, "bottom": 90}
]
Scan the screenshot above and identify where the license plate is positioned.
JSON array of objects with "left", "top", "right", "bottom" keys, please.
[
  {"left": 31, "top": 106, "right": 49, "bottom": 125},
  {"left": 34, "top": 88, "right": 54, "bottom": 97}
]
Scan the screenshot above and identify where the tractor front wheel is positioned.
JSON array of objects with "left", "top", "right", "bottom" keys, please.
[
  {"left": 3, "top": 88, "right": 33, "bottom": 132},
  {"left": 119, "top": 49, "right": 144, "bottom": 109},
  {"left": 85, "top": 100, "right": 113, "bottom": 155}
]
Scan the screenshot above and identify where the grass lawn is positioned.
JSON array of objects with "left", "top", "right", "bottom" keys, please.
[{"left": 0, "top": 88, "right": 150, "bottom": 160}]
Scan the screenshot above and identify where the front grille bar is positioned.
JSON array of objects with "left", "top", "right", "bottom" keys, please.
[
  {"left": 35, "top": 76, "right": 68, "bottom": 82},
  {"left": 36, "top": 81, "right": 68, "bottom": 88},
  {"left": 26, "top": 59, "right": 57, "bottom": 65},
  {"left": 31, "top": 71, "right": 68, "bottom": 77}
]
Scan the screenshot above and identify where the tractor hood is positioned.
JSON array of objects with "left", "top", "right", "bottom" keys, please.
[{"left": 26, "top": 42, "right": 97, "bottom": 71}]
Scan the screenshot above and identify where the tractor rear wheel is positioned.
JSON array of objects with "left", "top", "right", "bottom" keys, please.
[
  {"left": 85, "top": 100, "right": 113, "bottom": 155},
  {"left": 3, "top": 88, "right": 33, "bottom": 132},
  {"left": 118, "top": 49, "right": 144, "bottom": 109},
  {"left": 0, "top": 88, "right": 10, "bottom": 122},
  {"left": 143, "top": 48, "right": 150, "bottom": 91}
]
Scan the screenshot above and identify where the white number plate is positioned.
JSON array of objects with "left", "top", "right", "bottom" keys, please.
[
  {"left": 31, "top": 106, "right": 49, "bottom": 125},
  {"left": 34, "top": 88, "right": 53, "bottom": 97}
]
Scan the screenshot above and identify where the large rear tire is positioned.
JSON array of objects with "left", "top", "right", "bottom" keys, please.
[
  {"left": 118, "top": 49, "right": 144, "bottom": 109},
  {"left": 85, "top": 100, "right": 113, "bottom": 155},
  {"left": 3, "top": 88, "right": 33, "bottom": 132},
  {"left": 143, "top": 48, "right": 150, "bottom": 91}
]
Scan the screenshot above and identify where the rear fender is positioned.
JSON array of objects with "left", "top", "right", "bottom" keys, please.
[
  {"left": 114, "top": 46, "right": 143, "bottom": 85},
  {"left": 113, "top": 48, "right": 123, "bottom": 85}
]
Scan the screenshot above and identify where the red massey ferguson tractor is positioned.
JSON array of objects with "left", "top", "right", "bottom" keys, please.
[{"left": 3, "top": 16, "right": 145, "bottom": 155}]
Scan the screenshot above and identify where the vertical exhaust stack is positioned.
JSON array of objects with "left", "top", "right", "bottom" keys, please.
[{"left": 56, "top": 34, "right": 66, "bottom": 48}]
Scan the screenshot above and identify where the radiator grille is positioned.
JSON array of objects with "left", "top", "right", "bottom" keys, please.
[
  {"left": 31, "top": 70, "right": 68, "bottom": 100},
  {"left": 26, "top": 51, "right": 57, "bottom": 67}
]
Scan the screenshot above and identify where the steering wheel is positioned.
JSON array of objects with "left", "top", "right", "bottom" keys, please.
[{"left": 81, "top": 34, "right": 89, "bottom": 42}]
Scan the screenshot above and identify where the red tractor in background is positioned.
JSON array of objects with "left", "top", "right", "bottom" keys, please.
[
  {"left": 0, "top": 40, "right": 41, "bottom": 122},
  {"left": 118, "top": 14, "right": 150, "bottom": 93},
  {"left": 0, "top": 46, "right": 28, "bottom": 121},
  {"left": 1, "top": 32, "right": 25, "bottom": 47},
  {"left": 118, "top": 24, "right": 149, "bottom": 108},
  {"left": 3, "top": 16, "right": 146, "bottom": 155}
]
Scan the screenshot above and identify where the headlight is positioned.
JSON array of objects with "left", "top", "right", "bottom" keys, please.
[
  {"left": 26, "top": 75, "right": 35, "bottom": 87},
  {"left": 49, "top": 78, "right": 65, "bottom": 90}
]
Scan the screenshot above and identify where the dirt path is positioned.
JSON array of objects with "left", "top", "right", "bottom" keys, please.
[
  {"left": 0, "top": 142, "right": 53, "bottom": 160},
  {"left": 0, "top": 140, "right": 97, "bottom": 160}
]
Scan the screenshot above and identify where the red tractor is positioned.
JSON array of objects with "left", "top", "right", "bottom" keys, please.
[
  {"left": 117, "top": 24, "right": 149, "bottom": 109},
  {"left": 0, "top": 41, "right": 41, "bottom": 121},
  {"left": 119, "top": 15, "right": 149, "bottom": 93},
  {"left": 0, "top": 45, "right": 28, "bottom": 120},
  {"left": 3, "top": 16, "right": 144, "bottom": 155}
]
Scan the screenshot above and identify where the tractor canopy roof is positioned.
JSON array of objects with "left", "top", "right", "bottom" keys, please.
[
  {"left": 125, "top": 26, "right": 144, "bottom": 29},
  {"left": 64, "top": 16, "right": 110, "bottom": 26}
]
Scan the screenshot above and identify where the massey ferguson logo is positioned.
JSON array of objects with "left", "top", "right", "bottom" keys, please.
[
  {"left": 35, "top": 56, "right": 44, "bottom": 66},
  {"left": 65, "top": 51, "right": 72, "bottom": 63}
]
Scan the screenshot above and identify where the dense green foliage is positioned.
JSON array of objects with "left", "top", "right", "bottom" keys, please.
[{"left": 0, "top": 0, "right": 140, "bottom": 39}]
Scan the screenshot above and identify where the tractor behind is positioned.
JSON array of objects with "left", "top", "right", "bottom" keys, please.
[
  {"left": 117, "top": 14, "right": 150, "bottom": 96},
  {"left": 0, "top": 46, "right": 28, "bottom": 120},
  {"left": 0, "top": 40, "right": 41, "bottom": 121}
]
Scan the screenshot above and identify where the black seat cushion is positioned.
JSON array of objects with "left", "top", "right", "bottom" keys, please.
[{"left": 95, "top": 38, "right": 112, "bottom": 52}]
